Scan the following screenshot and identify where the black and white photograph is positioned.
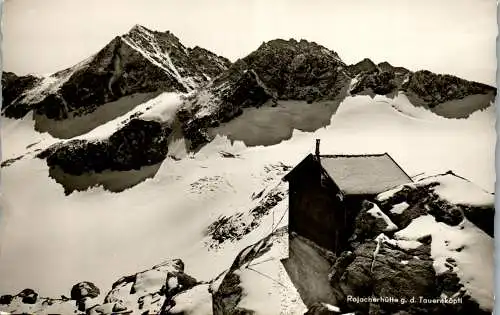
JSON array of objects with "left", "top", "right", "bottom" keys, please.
[{"left": 0, "top": 0, "right": 496, "bottom": 314}]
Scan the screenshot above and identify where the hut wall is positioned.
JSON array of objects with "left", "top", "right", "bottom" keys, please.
[{"left": 288, "top": 159, "right": 348, "bottom": 253}]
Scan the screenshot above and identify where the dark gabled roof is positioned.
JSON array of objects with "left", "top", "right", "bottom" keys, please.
[
  {"left": 284, "top": 153, "right": 412, "bottom": 195},
  {"left": 282, "top": 154, "right": 316, "bottom": 182}
]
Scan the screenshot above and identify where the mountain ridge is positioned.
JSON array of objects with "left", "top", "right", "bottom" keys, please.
[
  {"left": 1, "top": 25, "right": 496, "bottom": 194},
  {"left": 1, "top": 24, "right": 230, "bottom": 138}
]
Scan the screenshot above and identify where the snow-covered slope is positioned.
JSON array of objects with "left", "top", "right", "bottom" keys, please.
[
  {"left": 396, "top": 215, "right": 493, "bottom": 310},
  {"left": 0, "top": 91, "right": 494, "bottom": 301},
  {"left": 0, "top": 28, "right": 496, "bottom": 314}
]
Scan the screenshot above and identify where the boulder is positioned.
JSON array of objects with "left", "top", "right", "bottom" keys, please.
[
  {"left": 377, "top": 174, "right": 494, "bottom": 237},
  {"left": 350, "top": 201, "right": 398, "bottom": 244},
  {"left": 18, "top": 288, "right": 38, "bottom": 304},
  {"left": 329, "top": 232, "right": 491, "bottom": 315},
  {"left": 70, "top": 281, "right": 100, "bottom": 300},
  {"left": 0, "top": 294, "right": 13, "bottom": 304},
  {"left": 330, "top": 239, "right": 436, "bottom": 314}
]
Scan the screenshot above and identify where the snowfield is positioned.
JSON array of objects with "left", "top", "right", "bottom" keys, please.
[
  {"left": 0, "top": 92, "right": 495, "bottom": 313},
  {"left": 395, "top": 215, "right": 494, "bottom": 311}
]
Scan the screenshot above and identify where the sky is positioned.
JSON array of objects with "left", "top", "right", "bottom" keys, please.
[{"left": 1, "top": 0, "right": 498, "bottom": 85}]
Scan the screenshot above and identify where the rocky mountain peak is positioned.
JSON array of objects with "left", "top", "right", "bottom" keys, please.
[
  {"left": 377, "top": 61, "right": 410, "bottom": 74},
  {"left": 178, "top": 37, "right": 351, "bottom": 150},
  {"left": 349, "top": 58, "right": 379, "bottom": 75},
  {"left": 240, "top": 38, "right": 348, "bottom": 98},
  {"left": 1, "top": 26, "right": 230, "bottom": 138},
  {"left": 256, "top": 38, "right": 342, "bottom": 61}
]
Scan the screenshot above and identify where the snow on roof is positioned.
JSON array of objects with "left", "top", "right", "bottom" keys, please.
[{"left": 320, "top": 153, "right": 412, "bottom": 195}]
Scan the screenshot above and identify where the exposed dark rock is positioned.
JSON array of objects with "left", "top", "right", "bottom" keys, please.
[
  {"left": 180, "top": 67, "right": 275, "bottom": 150},
  {"left": 377, "top": 61, "right": 409, "bottom": 74},
  {"left": 426, "top": 198, "right": 464, "bottom": 226},
  {"left": 70, "top": 281, "right": 100, "bottom": 300},
  {"left": 350, "top": 70, "right": 398, "bottom": 96},
  {"left": 206, "top": 181, "right": 287, "bottom": 248},
  {"left": 164, "top": 271, "right": 199, "bottom": 298},
  {"left": 2, "top": 25, "right": 229, "bottom": 139},
  {"left": 1, "top": 155, "right": 25, "bottom": 168},
  {"left": 327, "top": 228, "right": 491, "bottom": 315},
  {"left": 348, "top": 58, "right": 379, "bottom": 75},
  {"left": 179, "top": 39, "right": 350, "bottom": 151},
  {"left": 330, "top": 240, "right": 436, "bottom": 314},
  {"left": 219, "top": 151, "right": 240, "bottom": 158},
  {"left": 348, "top": 61, "right": 495, "bottom": 118},
  {"left": 402, "top": 70, "right": 496, "bottom": 107},
  {"left": 0, "top": 294, "right": 13, "bottom": 305},
  {"left": 160, "top": 271, "right": 200, "bottom": 314},
  {"left": 37, "top": 119, "right": 171, "bottom": 192},
  {"left": 187, "top": 46, "right": 231, "bottom": 79},
  {"left": 377, "top": 174, "right": 494, "bottom": 236},
  {"left": 212, "top": 228, "right": 286, "bottom": 315},
  {"left": 1, "top": 72, "right": 41, "bottom": 117},
  {"left": 242, "top": 39, "right": 349, "bottom": 101},
  {"left": 102, "top": 259, "right": 188, "bottom": 314},
  {"left": 18, "top": 288, "right": 38, "bottom": 304},
  {"left": 377, "top": 185, "right": 434, "bottom": 229},
  {"left": 328, "top": 251, "right": 355, "bottom": 284},
  {"left": 350, "top": 201, "right": 397, "bottom": 244},
  {"left": 459, "top": 204, "right": 494, "bottom": 237},
  {"left": 33, "top": 117, "right": 173, "bottom": 194}
]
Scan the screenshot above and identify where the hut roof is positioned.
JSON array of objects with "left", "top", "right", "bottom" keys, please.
[{"left": 319, "top": 153, "right": 412, "bottom": 195}]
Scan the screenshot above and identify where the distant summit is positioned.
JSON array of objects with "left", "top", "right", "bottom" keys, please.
[
  {"left": 2, "top": 25, "right": 230, "bottom": 138},
  {"left": 348, "top": 58, "right": 379, "bottom": 75}
]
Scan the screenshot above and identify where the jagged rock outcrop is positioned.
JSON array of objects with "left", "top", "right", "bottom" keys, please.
[
  {"left": 96, "top": 259, "right": 199, "bottom": 315},
  {"left": 0, "top": 258, "right": 205, "bottom": 314},
  {"left": 0, "top": 288, "right": 82, "bottom": 314},
  {"left": 179, "top": 65, "right": 276, "bottom": 150},
  {"left": 17, "top": 288, "right": 38, "bottom": 304},
  {"left": 206, "top": 167, "right": 289, "bottom": 248},
  {"left": 211, "top": 232, "right": 278, "bottom": 315},
  {"left": 37, "top": 118, "right": 172, "bottom": 194},
  {"left": 39, "top": 119, "right": 171, "bottom": 174},
  {"left": 349, "top": 61, "right": 495, "bottom": 117},
  {"left": 377, "top": 61, "right": 409, "bottom": 74},
  {"left": 1, "top": 72, "right": 41, "bottom": 116},
  {"left": 0, "top": 294, "right": 13, "bottom": 305},
  {"left": 2, "top": 25, "right": 230, "bottom": 138},
  {"left": 323, "top": 173, "right": 494, "bottom": 315},
  {"left": 187, "top": 46, "right": 232, "bottom": 79},
  {"left": 377, "top": 172, "right": 494, "bottom": 236},
  {"left": 348, "top": 58, "right": 379, "bottom": 75},
  {"left": 350, "top": 70, "right": 400, "bottom": 96},
  {"left": 402, "top": 70, "right": 496, "bottom": 107},
  {"left": 70, "top": 281, "right": 101, "bottom": 312},
  {"left": 349, "top": 201, "right": 398, "bottom": 246},
  {"left": 241, "top": 39, "right": 350, "bottom": 101},
  {"left": 70, "top": 281, "right": 100, "bottom": 301},
  {"left": 329, "top": 235, "right": 488, "bottom": 315},
  {"left": 179, "top": 39, "right": 351, "bottom": 150},
  {"left": 331, "top": 236, "right": 436, "bottom": 313}
]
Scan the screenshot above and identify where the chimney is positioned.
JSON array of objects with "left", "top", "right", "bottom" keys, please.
[{"left": 315, "top": 139, "right": 320, "bottom": 157}]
